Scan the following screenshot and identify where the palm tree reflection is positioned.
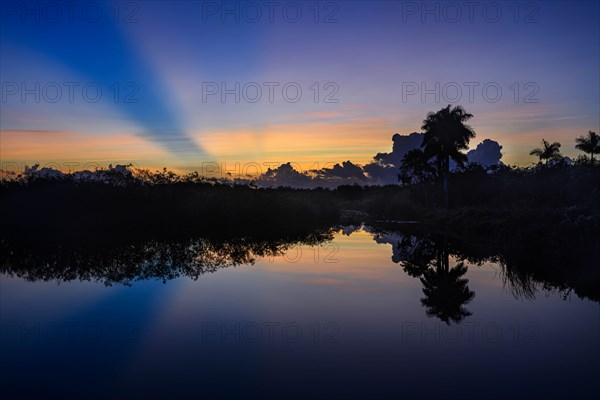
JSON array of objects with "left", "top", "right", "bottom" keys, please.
[{"left": 396, "top": 235, "right": 475, "bottom": 324}]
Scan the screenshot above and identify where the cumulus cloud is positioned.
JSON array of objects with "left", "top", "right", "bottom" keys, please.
[
  {"left": 19, "top": 164, "right": 134, "bottom": 185},
  {"left": 362, "top": 162, "right": 399, "bottom": 185},
  {"left": 253, "top": 133, "right": 504, "bottom": 188},
  {"left": 24, "top": 164, "right": 66, "bottom": 180},
  {"left": 466, "top": 139, "right": 503, "bottom": 167},
  {"left": 315, "top": 161, "right": 367, "bottom": 181},
  {"left": 254, "top": 161, "right": 368, "bottom": 188},
  {"left": 371, "top": 132, "right": 504, "bottom": 170},
  {"left": 255, "top": 162, "right": 314, "bottom": 188},
  {"left": 374, "top": 132, "right": 423, "bottom": 166},
  {"left": 13, "top": 133, "right": 504, "bottom": 189},
  {"left": 359, "top": 132, "right": 424, "bottom": 185}
]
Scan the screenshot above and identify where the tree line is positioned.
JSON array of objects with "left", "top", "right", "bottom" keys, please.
[{"left": 398, "top": 104, "right": 599, "bottom": 207}]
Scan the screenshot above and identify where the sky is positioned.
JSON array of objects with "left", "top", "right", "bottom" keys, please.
[{"left": 1, "top": 0, "right": 599, "bottom": 175}]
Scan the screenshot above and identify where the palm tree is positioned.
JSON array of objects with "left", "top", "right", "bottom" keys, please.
[
  {"left": 419, "top": 242, "right": 475, "bottom": 324},
  {"left": 421, "top": 105, "right": 476, "bottom": 208},
  {"left": 420, "top": 261, "right": 475, "bottom": 324},
  {"left": 395, "top": 235, "right": 475, "bottom": 323},
  {"left": 530, "top": 139, "right": 562, "bottom": 164},
  {"left": 575, "top": 131, "right": 599, "bottom": 165}
]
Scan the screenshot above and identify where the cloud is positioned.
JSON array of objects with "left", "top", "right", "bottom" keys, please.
[
  {"left": 362, "top": 132, "right": 424, "bottom": 185},
  {"left": 371, "top": 133, "right": 504, "bottom": 170},
  {"left": 255, "top": 161, "right": 368, "bottom": 188},
  {"left": 253, "top": 132, "right": 505, "bottom": 188},
  {"left": 19, "top": 164, "right": 134, "bottom": 185},
  {"left": 466, "top": 139, "right": 503, "bottom": 167},
  {"left": 315, "top": 161, "right": 367, "bottom": 181},
  {"left": 255, "top": 162, "right": 314, "bottom": 188},
  {"left": 374, "top": 132, "right": 423, "bottom": 166},
  {"left": 10, "top": 132, "right": 505, "bottom": 189},
  {"left": 371, "top": 132, "right": 505, "bottom": 172},
  {"left": 362, "top": 162, "right": 399, "bottom": 185}
]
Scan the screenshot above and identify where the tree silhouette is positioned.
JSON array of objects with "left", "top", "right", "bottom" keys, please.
[
  {"left": 419, "top": 245, "right": 475, "bottom": 324},
  {"left": 530, "top": 139, "right": 563, "bottom": 164},
  {"left": 575, "top": 131, "right": 599, "bottom": 165},
  {"left": 0, "top": 231, "right": 335, "bottom": 285},
  {"left": 395, "top": 235, "right": 476, "bottom": 323},
  {"left": 421, "top": 105, "right": 476, "bottom": 207},
  {"left": 398, "top": 149, "right": 436, "bottom": 185},
  {"left": 395, "top": 235, "right": 437, "bottom": 277}
]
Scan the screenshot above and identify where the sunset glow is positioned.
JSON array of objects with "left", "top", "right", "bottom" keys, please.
[{"left": 2, "top": 1, "right": 598, "bottom": 172}]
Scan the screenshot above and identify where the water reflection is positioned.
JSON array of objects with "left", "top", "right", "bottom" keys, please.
[
  {"left": 0, "top": 230, "right": 334, "bottom": 286},
  {"left": 372, "top": 231, "right": 476, "bottom": 323},
  {"left": 358, "top": 224, "right": 599, "bottom": 323},
  {"left": 371, "top": 225, "right": 600, "bottom": 317},
  {"left": 418, "top": 249, "right": 474, "bottom": 324},
  {"left": 1, "top": 224, "right": 598, "bottom": 324}
]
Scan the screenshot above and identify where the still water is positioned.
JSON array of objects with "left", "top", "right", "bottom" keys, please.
[{"left": 1, "top": 227, "right": 598, "bottom": 399}]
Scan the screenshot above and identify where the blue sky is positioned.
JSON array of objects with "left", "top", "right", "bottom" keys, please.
[{"left": 1, "top": 0, "right": 599, "bottom": 169}]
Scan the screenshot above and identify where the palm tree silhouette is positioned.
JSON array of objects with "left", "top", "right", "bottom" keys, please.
[
  {"left": 420, "top": 253, "right": 475, "bottom": 324},
  {"left": 421, "top": 105, "right": 476, "bottom": 207},
  {"left": 395, "top": 235, "right": 476, "bottom": 323},
  {"left": 575, "top": 131, "right": 599, "bottom": 165},
  {"left": 530, "top": 139, "right": 563, "bottom": 164}
]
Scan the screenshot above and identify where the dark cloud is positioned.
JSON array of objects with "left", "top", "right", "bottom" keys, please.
[
  {"left": 255, "top": 162, "right": 314, "bottom": 188},
  {"left": 372, "top": 133, "right": 505, "bottom": 170},
  {"left": 362, "top": 132, "right": 424, "bottom": 185},
  {"left": 317, "top": 161, "right": 367, "bottom": 180},
  {"left": 362, "top": 162, "right": 399, "bottom": 185},
  {"left": 466, "top": 139, "right": 503, "bottom": 167},
  {"left": 254, "top": 133, "right": 504, "bottom": 188},
  {"left": 374, "top": 132, "right": 423, "bottom": 166},
  {"left": 15, "top": 134, "right": 505, "bottom": 189},
  {"left": 20, "top": 164, "right": 135, "bottom": 185}
]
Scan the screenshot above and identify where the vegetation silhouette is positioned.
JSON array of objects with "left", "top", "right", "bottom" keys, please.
[
  {"left": 0, "top": 229, "right": 335, "bottom": 286},
  {"left": 398, "top": 149, "right": 437, "bottom": 206},
  {"left": 398, "top": 149, "right": 436, "bottom": 186},
  {"left": 1, "top": 211, "right": 597, "bottom": 320},
  {"left": 575, "top": 130, "right": 599, "bottom": 165},
  {"left": 1, "top": 107, "right": 598, "bottom": 314},
  {"left": 379, "top": 218, "right": 599, "bottom": 321},
  {"left": 393, "top": 233, "right": 475, "bottom": 323},
  {"left": 530, "top": 139, "right": 563, "bottom": 164},
  {"left": 378, "top": 224, "right": 600, "bottom": 322},
  {"left": 421, "top": 105, "right": 476, "bottom": 207},
  {"left": 1, "top": 176, "right": 340, "bottom": 246},
  {"left": 420, "top": 259, "right": 474, "bottom": 324}
]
